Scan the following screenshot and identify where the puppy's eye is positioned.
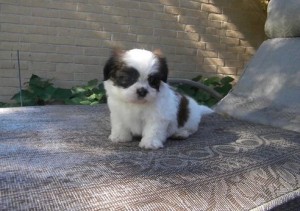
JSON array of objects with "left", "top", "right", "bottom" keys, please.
[
  {"left": 112, "top": 67, "right": 140, "bottom": 88},
  {"left": 148, "top": 75, "right": 161, "bottom": 90}
]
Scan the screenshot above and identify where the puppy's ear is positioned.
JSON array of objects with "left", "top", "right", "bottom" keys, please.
[
  {"left": 103, "top": 48, "right": 124, "bottom": 81},
  {"left": 153, "top": 49, "right": 168, "bottom": 83}
]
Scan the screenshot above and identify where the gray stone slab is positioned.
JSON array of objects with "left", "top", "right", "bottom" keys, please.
[
  {"left": 265, "top": 0, "right": 300, "bottom": 38},
  {"left": 0, "top": 105, "right": 299, "bottom": 210},
  {"left": 216, "top": 38, "right": 300, "bottom": 132}
]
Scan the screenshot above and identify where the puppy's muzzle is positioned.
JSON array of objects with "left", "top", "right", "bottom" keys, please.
[{"left": 136, "top": 87, "right": 148, "bottom": 98}]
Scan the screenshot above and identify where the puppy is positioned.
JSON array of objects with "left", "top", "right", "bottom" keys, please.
[{"left": 103, "top": 48, "right": 213, "bottom": 149}]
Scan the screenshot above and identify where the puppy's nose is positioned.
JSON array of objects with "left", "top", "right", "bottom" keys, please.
[{"left": 136, "top": 87, "right": 148, "bottom": 98}]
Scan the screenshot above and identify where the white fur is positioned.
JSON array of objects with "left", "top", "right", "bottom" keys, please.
[{"left": 104, "top": 49, "right": 213, "bottom": 149}]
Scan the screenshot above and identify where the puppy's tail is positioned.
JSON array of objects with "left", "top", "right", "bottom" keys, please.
[{"left": 198, "top": 105, "right": 214, "bottom": 116}]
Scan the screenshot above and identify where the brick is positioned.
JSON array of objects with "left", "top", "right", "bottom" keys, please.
[
  {"left": 159, "top": 0, "right": 179, "bottom": 6},
  {"left": 56, "top": 46, "right": 84, "bottom": 55},
  {"left": 129, "top": 9, "right": 153, "bottom": 19},
  {"left": 73, "top": 55, "right": 101, "bottom": 65},
  {"left": 226, "top": 30, "right": 245, "bottom": 39},
  {"left": 137, "top": 35, "right": 159, "bottom": 44},
  {"left": 74, "top": 73, "right": 97, "bottom": 81},
  {"left": 154, "top": 29, "right": 177, "bottom": 38},
  {"left": 201, "top": 35, "right": 219, "bottom": 43},
  {"left": 135, "top": 18, "right": 162, "bottom": 28},
  {"left": 84, "top": 65, "right": 103, "bottom": 73},
  {"left": 200, "top": 64, "right": 218, "bottom": 73},
  {"left": 140, "top": 3, "right": 164, "bottom": 12},
  {"left": 201, "top": 3, "right": 222, "bottom": 14},
  {"left": 222, "top": 22, "right": 239, "bottom": 30},
  {"left": 112, "top": 33, "right": 136, "bottom": 42},
  {"left": 164, "top": 6, "right": 181, "bottom": 15},
  {"left": 198, "top": 50, "right": 218, "bottom": 58},
  {"left": 177, "top": 32, "right": 199, "bottom": 42},
  {"left": 77, "top": 21, "right": 102, "bottom": 31},
  {"left": 48, "top": 72, "right": 74, "bottom": 81},
  {"left": 0, "top": 14, "right": 20, "bottom": 24},
  {"left": 159, "top": 21, "right": 181, "bottom": 30},
  {"left": 130, "top": 26, "right": 153, "bottom": 35},
  {"left": 84, "top": 47, "right": 110, "bottom": 56},
  {"left": 114, "top": 0, "right": 140, "bottom": 9},
  {"left": 47, "top": 54, "right": 73, "bottom": 63},
  {"left": 29, "top": 62, "right": 56, "bottom": 71},
  {"left": 185, "top": 25, "right": 206, "bottom": 33},
  {"left": 208, "top": 13, "right": 227, "bottom": 22},
  {"left": 219, "top": 52, "right": 238, "bottom": 59},
  {"left": 160, "top": 37, "right": 181, "bottom": 47},
  {"left": 1, "top": 4, "right": 31, "bottom": 15},
  {"left": 182, "top": 40, "right": 206, "bottom": 49},
  {"left": 0, "top": 32, "right": 20, "bottom": 42},
  {"left": 0, "top": 86, "right": 19, "bottom": 96},
  {"left": 0, "top": 69, "right": 18, "bottom": 78},
  {"left": 180, "top": 1, "right": 201, "bottom": 10},
  {"left": 217, "top": 66, "right": 237, "bottom": 75},
  {"left": 178, "top": 16, "right": 200, "bottom": 25},
  {"left": 31, "top": 7, "right": 60, "bottom": 18},
  {"left": 0, "top": 61, "right": 16, "bottom": 69},
  {"left": 75, "top": 38, "right": 101, "bottom": 47},
  {"left": 220, "top": 37, "right": 239, "bottom": 45},
  {"left": 245, "top": 47, "right": 256, "bottom": 55},
  {"left": 76, "top": 3, "right": 104, "bottom": 13},
  {"left": 225, "top": 60, "right": 244, "bottom": 68},
  {"left": 56, "top": 63, "right": 84, "bottom": 73},
  {"left": 154, "top": 12, "right": 177, "bottom": 22},
  {"left": 102, "top": 6, "right": 128, "bottom": 16},
  {"left": 175, "top": 47, "right": 197, "bottom": 55},
  {"left": 20, "top": 16, "right": 50, "bottom": 26},
  {"left": 204, "top": 57, "right": 224, "bottom": 66}
]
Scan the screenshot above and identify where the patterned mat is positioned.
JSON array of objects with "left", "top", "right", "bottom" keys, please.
[{"left": 0, "top": 105, "right": 299, "bottom": 210}]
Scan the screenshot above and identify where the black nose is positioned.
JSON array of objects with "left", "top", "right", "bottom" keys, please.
[{"left": 136, "top": 88, "right": 148, "bottom": 98}]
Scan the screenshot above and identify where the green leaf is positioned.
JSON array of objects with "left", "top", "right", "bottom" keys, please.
[
  {"left": 80, "top": 100, "right": 92, "bottom": 105},
  {"left": 220, "top": 76, "right": 234, "bottom": 85},
  {"left": 72, "top": 87, "right": 86, "bottom": 94},
  {"left": 192, "top": 75, "right": 202, "bottom": 82},
  {"left": 52, "top": 88, "right": 72, "bottom": 101},
  {"left": 28, "top": 74, "right": 53, "bottom": 89},
  {"left": 88, "top": 79, "right": 98, "bottom": 87},
  {"left": 90, "top": 101, "right": 99, "bottom": 106},
  {"left": 11, "top": 90, "right": 36, "bottom": 106},
  {"left": 87, "top": 93, "right": 97, "bottom": 100},
  {"left": 195, "top": 91, "right": 210, "bottom": 102},
  {"left": 203, "top": 76, "right": 221, "bottom": 86},
  {"left": 214, "top": 83, "right": 232, "bottom": 96}
]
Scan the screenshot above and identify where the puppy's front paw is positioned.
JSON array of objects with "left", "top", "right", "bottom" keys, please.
[
  {"left": 139, "top": 138, "right": 164, "bottom": 150},
  {"left": 109, "top": 134, "right": 132, "bottom": 143}
]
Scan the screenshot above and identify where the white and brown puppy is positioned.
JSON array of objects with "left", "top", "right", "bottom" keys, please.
[{"left": 103, "top": 48, "right": 213, "bottom": 149}]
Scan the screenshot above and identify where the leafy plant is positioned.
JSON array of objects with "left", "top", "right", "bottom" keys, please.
[
  {"left": 11, "top": 74, "right": 72, "bottom": 106},
  {"left": 66, "top": 79, "right": 106, "bottom": 105},
  {"left": 9, "top": 74, "right": 106, "bottom": 106},
  {"left": 174, "top": 75, "right": 234, "bottom": 107},
  {"left": 3, "top": 74, "right": 232, "bottom": 108}
]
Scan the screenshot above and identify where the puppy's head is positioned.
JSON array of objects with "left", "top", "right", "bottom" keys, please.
[{"left": 103, "top": 48, "right": 168, "bottom": 104}]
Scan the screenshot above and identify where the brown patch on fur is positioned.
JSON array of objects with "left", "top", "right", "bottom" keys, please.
[{"left": 177, "top": 95, "right": 189, "bottom": 127}]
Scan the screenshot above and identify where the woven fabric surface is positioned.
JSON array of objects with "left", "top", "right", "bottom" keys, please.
[{"left": 0, "top": 105, "right": 299, "bottom": 210}]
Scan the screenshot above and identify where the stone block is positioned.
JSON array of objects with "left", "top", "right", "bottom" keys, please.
[{"left": 265, "top": 0, "right": 300, "bottom": 38}]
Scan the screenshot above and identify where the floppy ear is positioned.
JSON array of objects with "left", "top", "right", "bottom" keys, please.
[
  {"left": 103, "top": 48, "right": 124, "bottom": 81},
  {"left": 153, "top": 49, "right": 168, "bottom": 82}
]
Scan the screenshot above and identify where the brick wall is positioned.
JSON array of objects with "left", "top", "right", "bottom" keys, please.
[{"left": 0, "top": 0, "right": 266, "bottom": 103}]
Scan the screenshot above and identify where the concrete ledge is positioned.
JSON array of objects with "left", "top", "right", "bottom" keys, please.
[{"left": 216, "top": 38, "right": 300, "bottom": 132}]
